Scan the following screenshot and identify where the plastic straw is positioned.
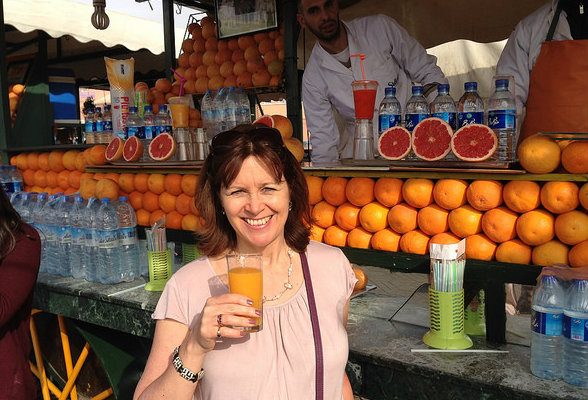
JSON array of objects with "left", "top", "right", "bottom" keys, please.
[
  {"left": 146, "top": 216, "right": 167, "bottom": 252},
  {"left": 430, "top": 241, "right": 466, "bottom": 292},
  {"left": 350, "top": 53, "right": 366, "bottom": 80},
  {"left": 170, "top": 67, "right": 187, "bottom": 96}
]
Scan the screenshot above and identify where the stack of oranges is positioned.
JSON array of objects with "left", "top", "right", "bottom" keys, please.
[
  {"left": 518, "top": 134, "right": 588, "bottom": 174},
  {"left": 307, "top": 175, "right": 588, "bottom": 268}
]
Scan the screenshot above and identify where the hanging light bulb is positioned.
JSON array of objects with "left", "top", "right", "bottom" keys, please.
[{"left": 91, "top": 0, "right": 110, "bottom": 30}]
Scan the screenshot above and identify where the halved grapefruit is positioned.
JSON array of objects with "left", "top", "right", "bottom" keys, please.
[
  {"left": 378, "top": 126, "right": 411, "bottom": 160},
  {"left": 412, "top": 117, "right": 453, "bottom": 161},
  {"left": 253, "top": 115, "right": 275, "bottom": 128},
  {"left": 123, "top": 136, "right": 143, "bottom": 162},
  {"left": 451, "top": 124, "right": 498, "bottom": 162},
  {"left": 105, "top": 137, "right": 124, "bottom": 162},
  {"left": 148, "top": 133, "right": 176, "bottom": 161}
]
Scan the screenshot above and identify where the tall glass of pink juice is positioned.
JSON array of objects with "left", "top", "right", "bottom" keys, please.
[
  {"left": 227, "top": 254, "right": 263, "bottom": 332},
  {"left": 351, "top": 80, "right": 379, "bottom": 119}
]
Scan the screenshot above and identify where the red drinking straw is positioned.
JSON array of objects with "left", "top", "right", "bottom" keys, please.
[
  {"left": 351, "top": 53, "right": 367, "bottom": 80},
  {"left": 170, "top": 67, "right": 187, "bottom": 96}
]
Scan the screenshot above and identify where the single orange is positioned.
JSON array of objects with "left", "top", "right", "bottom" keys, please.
[
  {"left": 75, "top": 153, "right": 86, "bottom": 172},
  {"left": 176, "top": 193, "right": 194, "bottom": 215},
  {"left": 149, "top": 210, "right": 166, "bottom": 227},
  {"left": 159, "top": 192, "right": 178, "bottom": 213},
  {"left": 466, "top": 180, "right": 503, "bottom": 211},
  {"left": 48, "top": 150, "right": 65, "bottom": 172},
  {"left": 33, "top": 170, "right": 48, "bottom": 188},
  {"left": 128, "top": 191, "right": 143, "bottom": 210},
  {"left": 148, "top": 174, "right": 166, "bottom": 194},
  {"left": 345, "top": 177, "right": 375, "bottom": 207},
  {"left": 540, "top": 181, "right": 579, "bottom": 214},
  {"left": 26, "top": 152, "right": 40, "bottom": 170},
  {"left": 465, "top": 233, "right": 497, "bottom": 261},
  {"left": 62, "top": 150, "right": 79, "bottom": 171},
  {"left": 311, "top": 200, "right": 336, "bottom": 229},
  {"left": 370, "top": 228, "right": 401, "bottom": 252},
  {"left": 402, "top": 178, "right": 434, "bottom": 209},
  {"left": 22, "top": 170, "right": 35, "bottom": 187},
  {"left": 347, "top": 227, "right": 373, "bottom": 249},
  {"left": 46, "top": 171, "right": 58, "bottom": 188},
  {"left": 517, "top": 134, "right": 561, "bottom": 174},
  {"left": 374, "top": 178, "right": 403, "bottom": 207},
  {"left": 417, "top": 204, "right": 449, "bottom": 236},
  {"left": 580, "top": 183, "right": 588, "bottom": 211},
  {"left": 15, "top": 154, "right": 28, "bottom": 171},
  {"left": 569, "top": 240, "right": 588, "bottom": 268},
  {"left": 181, "top": 174, "right": 199, "bottom": 196},
  {"left": 118, "top": 173, "right": 136, "bottom": 193},
  {"left": 166, "top": 211, "right": 183, "bottom": 230},
  {"left": 134, "top": 173, "right": 150, "bottom": 193},
  {"left": 448, "top": 205, "right": 483, "bottom": 238},
  {"left": 79, "top": 178, "right": 98, "bottom": 200},
  {"left": 516, "top": 209, "right": 555, "bottom": 246},
  {"left": 432, "top": 179, "right": 468, "bottom": 210},
  {"left": 67, "top": 170, "right": 83, "bottom": 190},
  {"left": 309, "top": 224, "right": 326, "bottom": 242},
  {"left": 481, "top": 207, "right": 519, "bottom": 243},
  {"left": 561, "top": 141, "right": 588, "bottom": 174},
  {"left": 334, "top": 202, "right": 361, "bottom": 231},
  {"left": 57, "top": 170, "right": 70, "bottom": 190},
  {"left": 95, "top": 179, "right": 119, "bottom": 201},
  {"left": 359, "top": 202, "right": 389, "bottom": 233},
  {"left": 531, "top": 240, "right": 569, "bottom": 266},
  {"left": 323, "top": 225, "right": 348, "bottom": 247},
  {"left": 306, "top": 175, "right": 324, "bottom": 205},
  {"left": 38, "top": 153, "right": 50, "bottom": 171},
  {"left": 399, "top": 230, "right": 430, "bottom": 255},
  {"left": 554, "top": 210, "right": 588, "bottom": 245},
  {"left": 503, "top": 180, "right": 541, "bottom": 213},
  {"left": 87, "top": 145, "right": 107, "bottom": 166},
  {"left": 321, "top": 176, "right": 348, "bottom": 206},
  {"left": 164, "top": 174, "right": 184, "bottom": 196},
  {"left": 430, "top": 232, "right": 461, "bottom": 245},
  {"left": 387, "top": 203, "right": 418, "bottom": 234},
  {"left": 495, "top": 239, "right": 532, "bottom": 264},
  {"left": 142, "top": 192, "right": 161, "bottom": 213}
]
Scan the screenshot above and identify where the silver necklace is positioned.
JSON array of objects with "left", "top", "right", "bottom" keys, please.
[{"left": 263, "top": 248, "right": 294, "bottom": 303}]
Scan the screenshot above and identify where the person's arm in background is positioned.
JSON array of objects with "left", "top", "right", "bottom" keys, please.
[
  {"left": 0, "top": 227, "right": 40, "bottom": 327},
  {"left": 302, "top": 71, "right": 340, "bottom": 163}
]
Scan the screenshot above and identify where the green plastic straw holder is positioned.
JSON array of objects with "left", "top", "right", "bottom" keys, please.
[
  {"left": 423, "top": 288, "right": 473, "bottom": 349},
  {"left": 145, "top": 249, "right": 172, "bottom": 291},
  {"left": 182, "top": 243, "right": 200, "bottom": 264},
  {"left": 464, "top": 289, "right": 486, "bottom": 336}
]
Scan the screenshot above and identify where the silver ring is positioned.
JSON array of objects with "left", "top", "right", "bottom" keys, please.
[
  {"left": 217, "top": 314, "right": 223, "bottom": 327},
  {"left": 216, "top": 326, "right": 222, "bottom": 338}
]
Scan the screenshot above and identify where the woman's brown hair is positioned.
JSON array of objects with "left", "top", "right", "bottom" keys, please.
[
  {"left": 195, "top": 124, "right": 311, "bottom": 257},
  {"left": 0, "top": 185, "right": 23, "bottom": 260}
]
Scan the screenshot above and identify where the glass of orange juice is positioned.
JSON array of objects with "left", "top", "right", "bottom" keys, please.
[
  {"left": 168, "top": 96, "right": 190, "bottom": 128},
  {"left": 227, "top": 254, "right": 263, "bottom": 332}
]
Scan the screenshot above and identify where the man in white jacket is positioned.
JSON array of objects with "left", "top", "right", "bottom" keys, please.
[
  {"left": 497, "top": 0, "right": 588, "bottom": 141},
  {"left": 297, "top": 0, "right": 447, "bottom": 163}
]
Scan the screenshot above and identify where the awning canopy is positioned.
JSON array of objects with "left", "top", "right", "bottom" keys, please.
[{"left": 4, "top": 0, "right": 197, "bottom": 55}]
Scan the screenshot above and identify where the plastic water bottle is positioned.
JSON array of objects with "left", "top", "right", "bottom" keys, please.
[
  {"left": 84, "top": 107, "right": 96, "bottom": 144},
  {"left": 224, "top": 87, "right": 239, "bottom": 130},
  {"left": 457, "top": 81, "right": 485, "bottom": 127},
  {"left": 431, "top": 83, "right": 457, "bottom": 130},
  {"left": 563, "top": 279, "right": 588, "bottom": 387},
  {"left": 154, "top": 105, "right": 172, "bottom": 137},
  {"left": 69, "top": 195, "right": 86, "bottom": 280},
  {"left": 116, "top": 196, "right": 140, "bottom": 282},
  {"left": 531, "top": 274, "right": 565, "bottom": 380},
  {"left": 6, "top": 166, "right": 23, "bottom": 193},
  {"left": 236, "top": 87, "right": 251, "bottom": 125},
  {"left": 12, "top": 191, "right": 31, "bottom": 222},
  {"left": 378, "top": 85, "right": 402, "bottom": 134},
  {"left": 201, "top": 90, "right": 216, "bottom": 140},
  {"left": 40, "top": 194, "right": 61, "bottom": 274},
  {"left": 31, "top": 192, "right": 48, "bottom": 232},
  {"left": 83, "top": 197, "right": 101, "bottom": 282},
  {"left": 487, "top": 79, "right": 516, "bottom": 162},
  {"left": 95, "top": 198, "right": 122, "bottom": 284},
  {"left": 94, "top": 107, "right": 104, "bottom": 143},
  {"left": 214, "top": 87, "right": 228, "bottom": 133},
  {"left": 125, "top": 106, "right": 145, "bottom": 140},
  {"left": 142, "top": 105, "right": 156, "bottom": 160},
  {"left": 404, "top": 85, "right": 430, "bottom": 132},
  {"left": 0, "top": 166, "right": 9, "bottom": 193},
  {"left": 102, "top": 104, "right": 113, "bottom": 143},
  {"left": 56, "top": 196, "right": 72, "bottom": 277}
]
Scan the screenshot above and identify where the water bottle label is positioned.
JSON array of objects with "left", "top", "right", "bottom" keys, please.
[
  {"left": 127, "top": 126, "right": 145, "bottom": 139},
  {"left": 1, "top": 182, "right": 15, "bottom": 193},
  {"left": 563, "top": 314, "right": 588, "bottom": 342},
  {"left": 59, "top": 227, "right": 72, "bottom": 244},
  {"left": 531, "top": 310, "right": 563, "bottom": 336},
  {"left": 488, "top": 110, "right": 516, "bottom": 130},
  {"left": 119, "top": 227, "right": 138, "bottom": 246},
  {"left": 405, "top": 114, "right": 428, "bottom": 132},
  {"left": 71, "top": 227, "right": 84, "bottom": 244},
  {"left": 95, "top": 121, "right": 104, "bottom": 133},
  {"left": 145, "top": 126, "right": 155, "bottom": 140},
  {"left": 155, "top": 125, "right": 172, "bottom": 136},
  {"left": 84, "top": 121, "right": 94, "bottom": 133},
  {"left": 103, "top": 120, "right": 113, "bottom": 131},
  {"left": 86, "top": 231, "right": 98, "bottom": 247},
  {"left": 97, "top": 230, "right": 119, "bottom": 249},
  {"left": 432, "top": 112, "right": 457, "bottom": 130},
  {"left": 13, "top": 181, "right": 23, "bottom": 192},
  {"left": 379, "top": 114, "right": 401, "bottom": 133},
  {"left": 458, "top": 112, "right": 484, "bottom": 127}
]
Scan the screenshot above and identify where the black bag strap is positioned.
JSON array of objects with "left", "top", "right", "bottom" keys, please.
[
  {"left": 547, "top": 1, "right": 564, "bottom": 41},
  {"left": 300, "top": 251, "right": 323, "bottom": 400}
]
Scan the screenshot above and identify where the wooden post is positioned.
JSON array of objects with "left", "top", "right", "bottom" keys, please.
[
  {"left": 283, "top": 0, "right": 302, "bottom": 141},
  {"left": 0, "top": 0, "right": 11, "bottom": 163}
]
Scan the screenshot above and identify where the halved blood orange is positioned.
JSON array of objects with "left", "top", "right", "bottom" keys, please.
[
  {"left": 451, "top": 124, "right": 498, "bottom": 162},
  {"left": 378, "top": 126, "right": 411, "bottom": 160},
  {"left": 148, "top": 133, "right": 177, "bottom": 161},
  {"left": 123, "top": 136, "right": 143, "bottom": 162},
  {"left": 105, "top": 137, "right": 124, "bottom": 162},
  {"left": 253, "top": 115, "right": 275, "bottom": 127},
  {"left": 412, "top": 117, "right": 453, "bottom": 161}
]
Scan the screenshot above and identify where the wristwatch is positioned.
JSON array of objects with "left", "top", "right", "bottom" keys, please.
[{"left": 172, "top": 346, "right": 205, "bottom": 383}]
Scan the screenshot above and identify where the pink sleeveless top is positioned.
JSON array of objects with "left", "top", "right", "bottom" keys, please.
[{"left": 152, "top": 241, "right": 357, "bottom": 400}]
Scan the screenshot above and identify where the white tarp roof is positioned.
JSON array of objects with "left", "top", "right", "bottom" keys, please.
[{"left": 4, "top": 0, "right": 197, "bottom": 55}]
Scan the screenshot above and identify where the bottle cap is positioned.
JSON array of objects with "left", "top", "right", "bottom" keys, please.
[
  {"left": 119, "top": 196, "right": 128, "bottom": 202},
  {"left": 437, "top": 83, "right": 450, "bottom": 93},
  {"left": 412, "top": 85, "right": 424, "bottom": 95},
  {"left": 384, "top": 86, "right": 396, "bottom": 96},
  {"left": 144, "top": 105, "right": 153, "bottom": 112},
  {"left": 101, "top": 198, "right": 110, "bottom": 203},
  {"left": 129, "top": 106, "right": 138, "bottom": 113},
  {"left": 495, "top": 79, "right": 509, "bottom": 88},
  {"left": 464, "top": 82, "right": 478, "bottom": 91},
  {"left": 95, "top": 107, "right": 102, "bottom": 112},
  {"left": 160, "top": 104, "right": 168, "bottom": 112}
]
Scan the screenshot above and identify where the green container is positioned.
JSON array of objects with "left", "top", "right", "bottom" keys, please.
[
  {"left": 145, "top": 249, "right": 173, "bottom": 291},
  {"left": 464, "top": 289, "right": 486, "bottom": 336},
  {"left": 423, "top": 288, "right": 473, "bottom": 350},
  {"left": 182, "top": 243, "right": 200, "bottom": 264}
]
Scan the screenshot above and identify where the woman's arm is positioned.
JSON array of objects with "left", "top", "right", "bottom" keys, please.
[{"left": 342, "top": 300, "right": 354, "bottom": 400}]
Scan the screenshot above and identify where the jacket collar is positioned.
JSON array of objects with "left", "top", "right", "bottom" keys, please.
[{"left": 314, "top": 20, "right": 361, "bottom": 77}]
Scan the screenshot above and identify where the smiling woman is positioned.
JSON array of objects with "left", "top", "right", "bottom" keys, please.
[{"left": 134, "top": 124, "right": 358, "bottom": 400}]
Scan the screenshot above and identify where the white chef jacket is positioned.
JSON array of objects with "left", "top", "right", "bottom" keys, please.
[
  {"left": 496, "top": 0, "right": 573, "bottom": 117},
  {"left": 301, "top": 14, "right": 447, "bottom": 163}
]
